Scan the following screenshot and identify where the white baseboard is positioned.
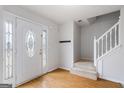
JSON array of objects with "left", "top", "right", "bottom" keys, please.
[
  {"left": 16, "top": 66, "right": 59, "bottom": 87},
  {"left": 47, "top": 66, "right": 59, "bottom": 73},
  {"left": 74, "top": 59, "right": 82, "bottom": 62},
  {"left": 121, "top": 84, "right": 124, "bottom": 88},
  {"left": 101, "top": 75, "right": 124, "bottom": 87},
  {"left": 81, "top": 58, "right": 93, "bottom": 61},
  {"left": 121, "top": 83, "right": 124, "bottom": 88},
  {"left": 16, "top": 73, "right": 43, "bottom": 87},
  {"left": 59, "top": 66, "right": 70, "bottom": 71}
]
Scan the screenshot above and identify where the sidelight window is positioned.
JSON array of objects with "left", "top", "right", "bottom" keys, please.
[{"left": 5, "top": 21, "right": 13, "bottom": 79}]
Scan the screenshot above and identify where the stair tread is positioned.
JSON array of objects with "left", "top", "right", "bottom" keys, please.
[
  {"left": 72, "top": 67, "right": 97, "bottom": 74},
  {"left": 74, "top": 62, "right": 96, "bottom": 70},
  {"left": 71, "top": 61, "right": 97, "bottom": 80},
  {"left": 70, "top": 69, "right": 97, "bottom": 80}
]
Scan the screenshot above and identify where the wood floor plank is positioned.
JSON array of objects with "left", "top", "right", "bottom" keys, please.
[{"left": 18, "top": 69, "right": 121, "bottom": 88}]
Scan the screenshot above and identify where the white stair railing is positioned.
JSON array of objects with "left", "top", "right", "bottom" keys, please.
[{"left": 94, "top": 21, "right": 120, "bottom": 66}]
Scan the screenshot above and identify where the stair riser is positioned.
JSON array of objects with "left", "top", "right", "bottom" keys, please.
[
  {"left": 73, "top": 67, "right": 96, "bottom": 72},
  {"left": 70, "top": 70, "right": 97, "bottom": 80},
  {"left": 72, "top": 68, "right": 97, "bottom": 74},
  {"left": 75, "top": 67, "right": 96, "bottom": 71}
]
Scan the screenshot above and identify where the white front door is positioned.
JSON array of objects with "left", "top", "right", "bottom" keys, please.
[{"left": 16, "top": 19, "right": 43, "bottom": 85}]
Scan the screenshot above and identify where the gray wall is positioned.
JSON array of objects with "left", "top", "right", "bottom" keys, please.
[
  {"left": 73, "top": 22, "right": 81, "bottom": 62},
  {"left": 81, "top": 11, "right": 120, "bottom": 60},
  {"left": 0, "top": 6, "right": 3, "bottom": 83}
]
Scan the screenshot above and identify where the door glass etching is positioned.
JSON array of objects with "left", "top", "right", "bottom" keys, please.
[{"left": 26, "top": 31, "right": 35, "bottom": 57}]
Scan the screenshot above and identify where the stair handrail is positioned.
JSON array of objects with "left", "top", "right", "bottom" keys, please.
[
  {"left": 94, "top": 21, "right": 120, "bottom": 67},
  {"left": 96, "top": 21, "right": 119, "bottom": 42}
]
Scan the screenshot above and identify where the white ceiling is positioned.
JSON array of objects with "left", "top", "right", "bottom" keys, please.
[{"left": 21, "top": 5, "right": 122, "bottom": 24}]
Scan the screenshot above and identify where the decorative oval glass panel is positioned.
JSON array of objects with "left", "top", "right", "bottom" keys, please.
[{"left": 26, "top": 31, "right": 35, "bottom": 57}]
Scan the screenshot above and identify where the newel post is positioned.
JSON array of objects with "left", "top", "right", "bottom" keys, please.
[
  {"left": 119, "top": 16, "right": 121, "bottom": 45},
  {"left": 94, "top": 36, "right": 97, "bottom": 67}
]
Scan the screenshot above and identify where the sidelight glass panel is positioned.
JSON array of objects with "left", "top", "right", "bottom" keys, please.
[
  {"left": 42, "top": 31, "right": 47, "bottom": 69},
  {"left": 5, "top": 21, "right": 13, "bottom": 79}
]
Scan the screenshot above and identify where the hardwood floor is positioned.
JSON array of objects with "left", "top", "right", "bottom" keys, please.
[{"left": 18, "top": 69, "right": 121, "bottom": 88}]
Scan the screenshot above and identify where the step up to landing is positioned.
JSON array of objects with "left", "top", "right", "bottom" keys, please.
[{"left": 70, "top": 61, "right": 97, "bottom": 80}]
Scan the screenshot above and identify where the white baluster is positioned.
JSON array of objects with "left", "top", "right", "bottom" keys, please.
[
  {"left": 106, "top": 34, "right": 107, "bottom": 53},
  {"left": 94, "top": 36, "right": 97, "bottom": 66},
  {"left": 95, "top": 21, "right": 120, "bottom": 61},
  {"left": 101, "top": 37, "right": 103, "bottom": 56},
  {"left": 110, "top": 31, "right": 112, "bottom": 50},
  {"left": 118, "top": 22, "right": 120, "bottom": 45},
  {"left": 98, "top": 40, "right": 99, "bottom": 58},
  {"left": 115, "top": 26, "right": 117, "bottom": 47}
]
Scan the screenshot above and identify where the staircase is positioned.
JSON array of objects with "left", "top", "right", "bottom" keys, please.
[
  {"left": 71, "top": 20, "right": 120, "bottom": 80},
  {"left": 94, "top": 21, "right": 120, "bottom": 66},
  {"left": 70, "top": 60, "right": 97, "bottom": 80}
]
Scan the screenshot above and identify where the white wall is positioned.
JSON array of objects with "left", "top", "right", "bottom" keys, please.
[
  {"left": 59, "top": 21, "right": 74, "bottom": 70},
  {"left": 73, "top": 22, "right": 81, "bottom": 62},
  {"left": 97, "top": 7, "right": 124, "bottom": 84},
  {"left": 0, "top": 6, "right": 3, "bottom": 83},
  {"left": 47, "top": 26, "right": 59, "bottom": 72},
  {"left": 81, "top": 11, "right": 120, "bottom": 60},
  {"left": 2, "top": 6, "right": 59, "bottom": 73}
]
